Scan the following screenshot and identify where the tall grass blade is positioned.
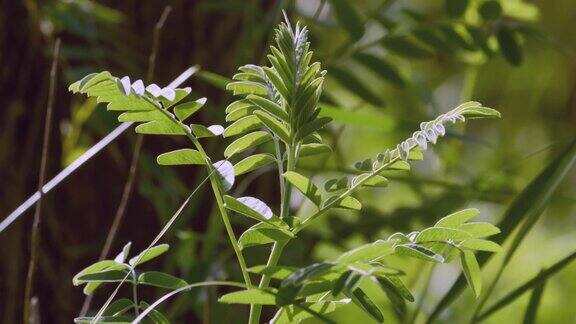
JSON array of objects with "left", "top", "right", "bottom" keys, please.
[
  {"left": 428, "top": 138, "right": 576, "bottom": 323},
  {"left": 522, "top": 273, "right": 546, "bottom": 324},
  {"left": 477, "top": 250, "right": 576, "bottom": 321}
]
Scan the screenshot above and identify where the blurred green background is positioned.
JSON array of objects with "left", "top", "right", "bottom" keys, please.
[{"left": 1, "top": 0, "right": 575, "bottom": 323}]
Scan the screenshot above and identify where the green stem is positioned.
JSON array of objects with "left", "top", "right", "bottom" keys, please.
[
  {"left": 131, "top": 271, "right": 139, "bottom": 316},
  {"left": 248, "top": 141, "right": 296, "bottom": 324},
  {"left": 280, "top": 143, "right": 296, "bottom": 220},
  {"left": 248, "top": 240, "right": 288, "bottom": 324},
  {"left": 273, "top": 137, "right": 286, "bottom": 214},
  {"left": 296, "top": 152, "right": 404, "bottom": 233},
  {"left": 207, "top": 167, "right": 253, "bottom": 287},
  {"left": 151, "top": 101, "right": 252, "bottom": 289},
  {"left": 189, "top": 140, "right": 253, "bottom": 288}
]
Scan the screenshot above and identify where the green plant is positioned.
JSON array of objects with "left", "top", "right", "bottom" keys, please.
[
  {"left": 73, "top": 242, "right": 182, "bottom": 323},
  {"left": 70, "top": 16, "right": 502, "bottom": 323}
]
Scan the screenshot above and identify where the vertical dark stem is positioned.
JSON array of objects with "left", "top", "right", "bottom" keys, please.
[
  {"left": 148, "top": 6, "right": 173, "bottom": 83},
  {"left": 99, "top": 133, "right": 144, "bottom": 261},
  {"left": 23, "top": 38, "right": 60, "bottom": 324},
  {"left": 78, "top": 6, "right": 172, "bottom": 317}
]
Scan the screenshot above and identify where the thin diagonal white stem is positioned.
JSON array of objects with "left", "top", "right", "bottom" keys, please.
[
  {"left": 90, "top": 165, "right": 220, "bottom": 323},
  {"left": 0, "top": 67, "right": 198, "bottom": 233}
]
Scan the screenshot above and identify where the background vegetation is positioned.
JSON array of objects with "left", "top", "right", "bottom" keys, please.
[{"left": 1, "top": 0, "right": 575, "bottom": 323}]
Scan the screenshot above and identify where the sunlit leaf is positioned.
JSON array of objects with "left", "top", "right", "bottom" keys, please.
[
  {"left": 223, "top": 196, "right": 291, "bottom": 232},
  {"left": 117, "top": 110, "right": 167, "bottom": 123},
  {"left": 219, "top": 289, "right": 276, "bottom": 305},
  {"left": 239, "top": 223, "right": 294, "bottom": 249},
  {"left": 247, "top": 95, "right": 288, "bottom": 121},
  {"left": 135, "top": 120, "right": 185, "bottom": 136},
  {"left": 234, "top": 154, "right": 276, "bottom": 176},
  {"left": 191, "top": 124, "right": 224, "bottom": 138},
  {"left": 353, "top": 174, "right": 389, "bottom": 188},
  {"left": 138, "top": 271, "right": 188, "bottom": 289},
  {"left": 323, "top": 195, "right": 362, "bottom": 210},
  {"left": 295, "top": 117, "right": 332, "bottom": 141},
  {"left": 337, "top": 240, "right": 395, "bottom": 264},
  {"left": 284, "top": 171, "right": 322, "bottom": 207},
  {"left": 157, "top": 149, "right": 204, "bottom": 166},
  {"left": 226, "top": 80, "right": 268, "bottom": 96},
  {"left": 254, "top": 110, "right": 290, "bottom": 143},
  {"left": 388, "top": 160, "right": 411, "bottom": 171},
  {"left": 415, "top": 227, "right": 471, "bottom": 243},
  {"left": 223, "top": 115, "right": 262, "bottom": 138},
  {"left": 173, "top": 98, "right": 206, "bottom": 122},
  {"left": 73, "top": 260, "right": 125, "bottom": 286},
  {"left": 458, "top": 222, "right": 500, "bottom": 238},
  {"left": 129, "top": 244, "right": 169, "bottom": 267},
  {"left": 224, "top": 131, "right": 272, "bottom": 158},
  {"left": 435, "top": 208, "right": 479, "bottom": 228},
  {"left": 300, "top": 143, "right": 332, "bottom": 157},
  {"left": 459, "top": 239, "right": 502, "bottom": 252},
  {"left": 395, "top": 244, "right": 444, "bottom": 262},
  {"left": 460, "top": 250, "right": 482, "bottom": 297},
  {"left": 76, "top": 270, "right": 131, "bottom": 284}
]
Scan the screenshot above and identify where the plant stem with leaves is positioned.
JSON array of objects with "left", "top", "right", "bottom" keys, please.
[
  {"left": 69, "top": 14, "right": 504, "bottom": 324},
  {"left": 151, "top": 100, "right": 253, "bottom": 289},
  {"left": 248, "top": 140, "right": 296, "bottom": 323}
]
